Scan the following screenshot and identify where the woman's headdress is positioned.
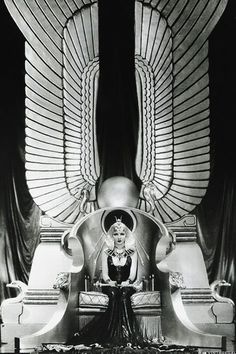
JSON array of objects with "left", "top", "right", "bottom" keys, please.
[{"left": 109, "top": 218, "right": 126, "bottom": 233}]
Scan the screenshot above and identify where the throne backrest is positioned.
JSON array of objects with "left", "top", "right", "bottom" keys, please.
[{"left": 74, "top": 207, "right": 170, "bottom": 286}]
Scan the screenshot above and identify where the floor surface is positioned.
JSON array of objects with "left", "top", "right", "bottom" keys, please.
[{"left": 0, "top": 339, "right": 235, "bottom": 354}]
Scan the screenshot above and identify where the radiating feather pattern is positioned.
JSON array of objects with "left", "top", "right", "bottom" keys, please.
[
  {"left": 135, "top": 0, "right": 228, "bottom": 222},
  {"left": 4, "top": 0, "right": 228, "bottom": 225},
  {"left": 135, "top": 2, "right": 174, "bottom": 218},
  {"left": 5, "top": 0, "right": 100, "bottom": 223}
]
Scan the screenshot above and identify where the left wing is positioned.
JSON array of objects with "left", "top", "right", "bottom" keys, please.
[{"left": 5, "top": 0, "right": 100, "bottom": 223}]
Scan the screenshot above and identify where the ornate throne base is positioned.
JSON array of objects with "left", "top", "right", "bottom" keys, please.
[
  {"left": 165, "top": 215, "right": 235, "bottom": 342},
  {"left": 1, "top": 210, "right": 234, "bottom": 351}
]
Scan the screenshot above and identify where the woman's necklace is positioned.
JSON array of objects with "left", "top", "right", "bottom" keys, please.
[{"left": 113, "top": 247, "right": 126, "bottom": 261}]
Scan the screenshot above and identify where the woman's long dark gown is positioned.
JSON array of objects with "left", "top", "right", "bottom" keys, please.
[{"left": 74, "top": 252, "right": 141, "bottom": 346}]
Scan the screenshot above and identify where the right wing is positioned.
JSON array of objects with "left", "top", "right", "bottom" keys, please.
[{"left": 135, "top": 0, "right": 228, "bottom": 222}]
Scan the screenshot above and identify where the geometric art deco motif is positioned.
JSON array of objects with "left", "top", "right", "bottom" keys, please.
[
  {"left": 5, "top": 1, "right": 100, "bottom": 224},
  {"left": 135, "top": 0, "right": 227, "bottom": 222},
  {"left": 4, "top": 0, "right": 228, "bottom": 223}
]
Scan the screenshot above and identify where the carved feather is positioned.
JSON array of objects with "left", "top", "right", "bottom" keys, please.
[
  {"left": 135, "top": 0, "right": 228, "bottom": 222},
  {"left": 5, "top": 0, "right": 100, "bottom": 223}
]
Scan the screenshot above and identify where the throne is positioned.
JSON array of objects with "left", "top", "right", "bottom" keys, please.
[
  {"left": 1, "top": 204, "right": 233, "bottom": 350},
  {"left": 1, "top": 0, "right": 234, "bottom": 351},
  {"left": 72, "top": 208, "right": 164, "bottom": 340}
]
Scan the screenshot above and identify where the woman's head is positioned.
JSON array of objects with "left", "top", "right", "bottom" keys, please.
[
  {"left": 110, "top": 219, "right": 127, "bottom": 248},
  {"left": 106, "top": 219, "right": 135, "bottom": 250}
]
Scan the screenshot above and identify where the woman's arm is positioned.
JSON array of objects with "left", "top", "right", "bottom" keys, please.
[
  {"left": 121, "top": 250, "right": 138, "bottom": 287},
  {"left": 102, "top": 249, "right": 110, "bottom": 283},
  {"left": 129, "top": 251, "right": 137, "bottom": 283},
  {"left": 102, "top": 249, "right": 117, "bottom": 286}
]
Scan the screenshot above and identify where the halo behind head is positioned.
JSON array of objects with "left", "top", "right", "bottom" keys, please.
[{"left": 101, "top": 209, "right": 136, "bottom": 234}]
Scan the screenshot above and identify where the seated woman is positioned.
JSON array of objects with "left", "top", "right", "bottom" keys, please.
[{"left": 74, "top": 218, "right": 141, "bottom": 346}]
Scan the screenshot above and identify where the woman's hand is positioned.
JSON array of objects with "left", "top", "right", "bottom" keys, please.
[
  {"left": 105, "top": 279, "right": 117, "bottom": 287},
  {"left": 121, "top": 280, "right": 131, "bottom": 287},
  {"left": 109, "top": 280, "right": 117, "bottom": 287}
]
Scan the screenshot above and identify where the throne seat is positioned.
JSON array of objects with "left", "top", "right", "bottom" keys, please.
[
  {"left": 77, "top": 291, "right": 109, "bottom": 314},
  {"left": 131, "top": 291, "right": 161, "bottom": 315},
  {"left": 76, "top": 288, "right": 162, "bottom": 339},
  {"left": 77, "top": 289, "right": 161, "bottom": 320}
]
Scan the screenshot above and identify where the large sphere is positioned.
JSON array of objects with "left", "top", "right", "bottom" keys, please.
[{"left": 97, "top": 177, "right": 139, "bottom": 208}]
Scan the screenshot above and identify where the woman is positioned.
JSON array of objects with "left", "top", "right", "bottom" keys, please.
[
  {"left": 74, "top": 218, "right": 140, "bottom": 346},
  {"left": 101, "top": 218, "right": 138, "bottom": 344}
]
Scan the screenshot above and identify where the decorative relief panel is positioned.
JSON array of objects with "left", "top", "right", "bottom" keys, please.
[
  {"left": 4, "top": 0, "right": 228, "bottom": 224},
  {"left": 134, "top": 0, "right": 227, "bottom": 222}
]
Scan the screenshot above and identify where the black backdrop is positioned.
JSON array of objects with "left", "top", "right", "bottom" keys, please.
[{"left": 0, "top": 0, "right": 236, "bottom": 305}]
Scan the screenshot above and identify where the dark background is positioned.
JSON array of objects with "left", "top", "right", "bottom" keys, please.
[
  {"left": 0, "top": 0, "right": 235, "bottom": 183},
  {"left": 1, "top": 0, "right": 236, "bottom": 179},
  {"left": 0, "top": 0, "right": 235, "bottom": 302}
]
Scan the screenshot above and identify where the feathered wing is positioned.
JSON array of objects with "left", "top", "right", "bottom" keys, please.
[
  {"left": 5, "top": 0, "right": 100, "bottom": 223},
  {"left": 135, "top": 0, "right": 228, "bottom": 222}
]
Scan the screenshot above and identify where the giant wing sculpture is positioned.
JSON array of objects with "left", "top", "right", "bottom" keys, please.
[
  {"left": 135, "top": 0, "right": 227, "bottom": 223},
  {"left": 5, "top": 0, "right": 228, "bottom": 225},
  {"left": 4, "top": 0, "right": 100, "bottom": 224}
]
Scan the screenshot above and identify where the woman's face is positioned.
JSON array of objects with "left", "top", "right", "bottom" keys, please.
[{"left": 113, "top": 229, "right": 126, "bottom": 248}]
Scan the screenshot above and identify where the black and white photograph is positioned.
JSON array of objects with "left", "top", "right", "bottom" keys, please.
[{"left": 0, "top": 1, "right": 236, "bottom": 353}]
